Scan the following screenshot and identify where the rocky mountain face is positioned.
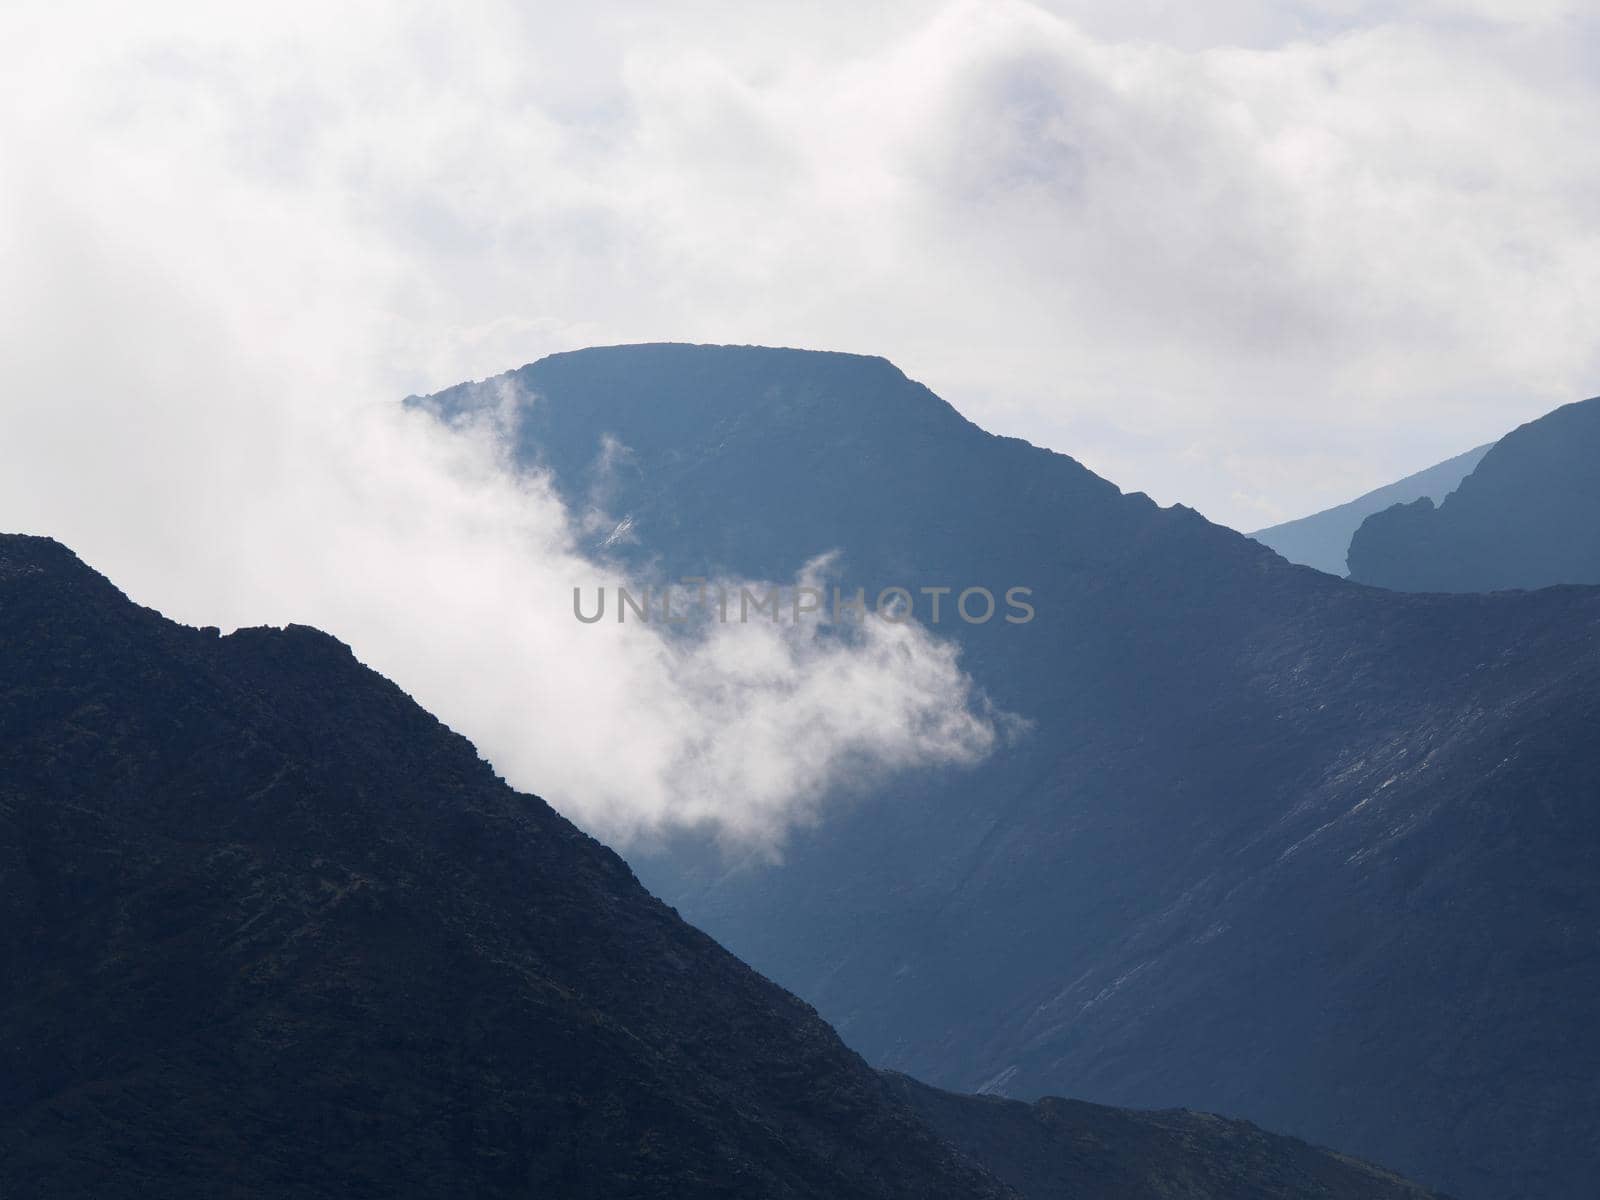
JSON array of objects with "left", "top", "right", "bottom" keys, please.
[
  {"left": 417, "top": 344, "right": 1600, "bottom": 1200},
  {"left": 1248, "top": 443, "right": 1490, "bottom": 576},
  {"left": 1348, "top": 396, "right": 1600, "bottom": 591},
  {"left": 0, "top": 534, "right": 1012, "bottom": 1199},
  {"left": 882, "top": 1073, "right": 1447, "bottom": 1200}
]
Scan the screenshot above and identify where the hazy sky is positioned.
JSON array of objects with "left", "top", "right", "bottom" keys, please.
[
  {"left": 8, "top": 1, "right": 1598, "bottom": 527},
  {"left": 2, "top": 0, "right": 1596, "bottom": 845}
]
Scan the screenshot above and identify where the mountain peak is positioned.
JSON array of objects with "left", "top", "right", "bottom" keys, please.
[
  {"left": 410, "top": 349, "right": 1600, "bottom": 1199},
  {"left": 1348, "top": 393, "right": 1600, "bottom": 591},
  {"left": 0, "top": 532, "right": 84, "bottom": 575},
  {"left": 411, "top": 341, "right": 1215, "bottom": 589}
]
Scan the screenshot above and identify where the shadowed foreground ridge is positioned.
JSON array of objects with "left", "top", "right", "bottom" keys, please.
[
  {"left": 883, "top": 1074, "right": 1447, "bottom": 1200},
  {"left": 0, "top": 534, "right": 1009, "bottom": 1199}
]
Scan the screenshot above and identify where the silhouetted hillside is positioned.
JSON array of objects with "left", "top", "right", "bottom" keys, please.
[
  {"left": 1249, "top": 443, "right": 1489, "bottom": 575},
  {"left": 1348, "top": 397, "right": 1600, "bottom": 590},
  {"left": 883, "top": 1073, "right": 1447, "bottom": 1200},
  {"left": 417, "top": 344, "right": 1600, "bottom": 1200},
  {"left": 0, "top": 533, "right": 1011, "bottom": 1199}
]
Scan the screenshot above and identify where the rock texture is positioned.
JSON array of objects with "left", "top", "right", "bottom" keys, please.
[
  {"left": 1348, "top": 396, "right": 1600, "bottom": 591},
  {"left": 417, "top": 344, "right": 1600, "bottom": 1200}
]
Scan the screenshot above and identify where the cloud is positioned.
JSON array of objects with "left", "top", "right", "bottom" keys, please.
[
  {"left": 8, "top": 0, "right": 1597, "bottom": 533},
  {"left": 0, "top": 3, "right": 1004, "bottom": 852},
  {"left": 2, "top": 1, "right": 1598, "bottom": 845}
]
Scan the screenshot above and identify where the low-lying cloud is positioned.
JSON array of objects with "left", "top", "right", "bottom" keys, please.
[
  {"left": 0, "top": 267, "right": 999, "bottom": 852},
  {"left": 0, "top": 4, "right": 1012, "bottom": 853},
  {"left": 320, "top": 404, "right": 1003, "bottom": 852}
]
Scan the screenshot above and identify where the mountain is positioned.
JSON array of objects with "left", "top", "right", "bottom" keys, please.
[
  {"left": 1348, "top": 396, "right": 1600, "bottom": 591},
  {"left": 882, "top": 1073, "right": 1445, "bottom": 1200},
  {"left": 1248, "top": 444, "right": 1490, "bottom": 576},
  {"left": 0, "top": 533, "right": 1448, "bottom": 1199},
  {"left": 416, "top": 344, "right": 1600, "bottom": 1200},
  {"left": 0, "top": 533, "right": 1010, "bottom": 1199}
]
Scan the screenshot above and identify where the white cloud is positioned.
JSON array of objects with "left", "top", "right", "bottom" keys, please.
[
  {"left": 0, "top": 3, "right": 1002, "bottom": 851},
  {"left": 9, "top": 0, "right": 1595, "bottom": 531}
]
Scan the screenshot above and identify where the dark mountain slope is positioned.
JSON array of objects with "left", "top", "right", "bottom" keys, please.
[
  {"left": 882, "top": 1073, "right": 1445, "bottom": 1200},
  {"left": 1248, "top": 442, "right": 1490, "bottom": 576},
  {"left": 416, "top": 344, "right": 1600, "bottom": 1200},
  {"left": 0, "top": 534, "right": 1447, "bottom": 1200},
  {"left": 1348, "top": 396, "right": 1600, "bottom": 591},
  {"left": 0, "top": 534, "right": 1012, "bottom": 1199}
]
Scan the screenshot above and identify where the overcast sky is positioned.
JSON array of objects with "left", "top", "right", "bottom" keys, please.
[
  {"left": 3, "top": 0, "right": 1597, "bottom": 845},
  {"left": 8, "top": 0, "right": 1598, "bottom": 528}
]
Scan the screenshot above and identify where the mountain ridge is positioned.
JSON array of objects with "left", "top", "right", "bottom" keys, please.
[
  {"left": 1248, "top": 442, "right": 1491, "bottom": 575},
  {"left": 882, "top": 1072, "right": 1450, "bottom": 1200},
  {"left": 0, "top": 531, "right": 1011, "bottom": 1199},
  {"left": 416, "top": 343, "right": 1600, "bottom": 1200},
  {"left": 1348, "top": 395, "right": 1600, "bottom": 591}
]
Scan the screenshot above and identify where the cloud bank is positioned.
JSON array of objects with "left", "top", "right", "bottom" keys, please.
[
  {"left": 5, "top": 0, "right": 1593, "bottom": 529},
  {"left": 2, "top": 0, "right": 1597, "bottom": 841}
]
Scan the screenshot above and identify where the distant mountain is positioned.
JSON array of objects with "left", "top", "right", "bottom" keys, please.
[
  {"left": 882, "top": 1073, "right": 1446, "bottom": 1200},
  {"left": 1348, "top": 396, "right": 1600, "bottom": 591},
  {"left": 1248, "top": 444, "right": 1490, "bottom": 575},
  {"left": 417, "top": 345, "right": 1600, "bottom": 1200},
  {"left": 0, "top": 534, "right": 1008, "bottom": 1199}
]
